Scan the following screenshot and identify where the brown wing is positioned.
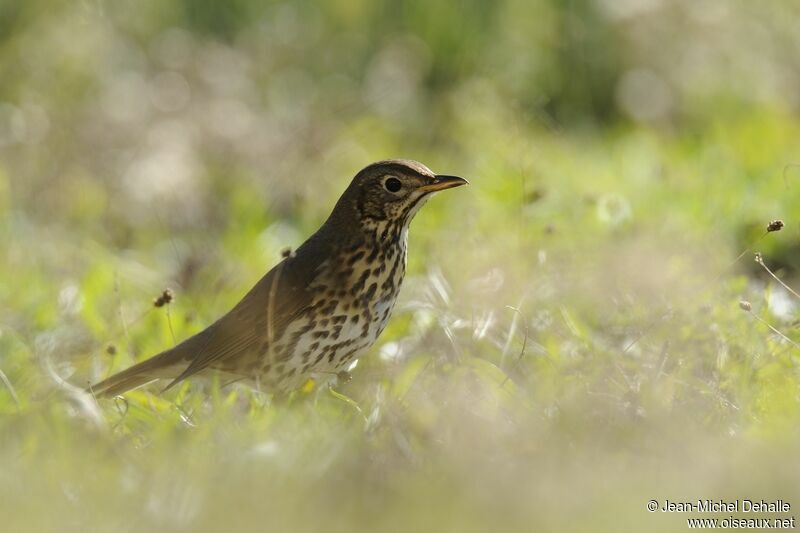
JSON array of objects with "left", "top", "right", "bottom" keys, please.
[{"left": 162, "top": 254, "right": 320, "bottom": 391}]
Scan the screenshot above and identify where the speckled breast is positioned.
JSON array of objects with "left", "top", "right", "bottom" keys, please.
[{"left": 258, "top": 231, "right": 407, "bottom": 391}]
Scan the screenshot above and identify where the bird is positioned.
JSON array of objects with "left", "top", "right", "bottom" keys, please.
[{"left": 89, "top": 160, "right": 468, "bottom": 397}]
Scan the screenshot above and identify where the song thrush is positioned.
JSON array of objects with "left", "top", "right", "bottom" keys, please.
[{"left": 90, "top": 160, "right": 467, "bottom": 397}]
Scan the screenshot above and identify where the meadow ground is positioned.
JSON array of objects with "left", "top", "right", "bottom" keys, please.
[{"left": 2, "top": 2, "right": 800, "bottom": 532}]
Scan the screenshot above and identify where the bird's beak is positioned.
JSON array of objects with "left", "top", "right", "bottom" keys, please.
[{"left": 417, "top": 175, "right": 469, "bottom": 193}]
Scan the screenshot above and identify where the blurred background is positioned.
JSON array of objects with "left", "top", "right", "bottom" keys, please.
[{"left": 2, "top": 1, "right": 800, "bottom": 532}]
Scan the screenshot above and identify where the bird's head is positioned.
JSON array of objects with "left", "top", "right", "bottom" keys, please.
[{"left": 332, "top": 159, "right": 468, "bottom": 234}]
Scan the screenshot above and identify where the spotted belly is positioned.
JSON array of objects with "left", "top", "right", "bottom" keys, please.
[
  {"left": 252, "top": 301, "right": 389, "bottom": 391},
  {"left": 254, "top": 237, "right": 405, "bottom": 392}
]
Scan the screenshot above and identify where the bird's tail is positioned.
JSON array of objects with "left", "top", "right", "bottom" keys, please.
[{"left": 88, "top": 347, "right": 186, "bottom": 398}]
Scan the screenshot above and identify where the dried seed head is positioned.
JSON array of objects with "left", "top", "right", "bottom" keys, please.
[
  {"left": 153, "top": 288, "right": 174, "bottom": 308},
  {"left": 754, "top": 252, "right": 763, "bottom": 264},
  {"left": 767, "top": 220, "right": 784, "bottom": 232},
  {"left": 106, "top": 344, "right": 117, "bottom": 355},
  {"left": 738, "top": 300, "right": 752, "bottom": 312}
]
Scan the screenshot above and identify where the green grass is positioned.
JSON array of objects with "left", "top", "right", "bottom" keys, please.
[
  {"left": 2, "top": 108, "right": 800, "bottom": 532},
  {"left": 3, "top": 1, "right": 800, "bottom": 531}
]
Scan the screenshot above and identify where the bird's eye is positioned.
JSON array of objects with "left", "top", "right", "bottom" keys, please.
[{"left": 384, "top": 177, "right": 402, "bottom": 193}]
